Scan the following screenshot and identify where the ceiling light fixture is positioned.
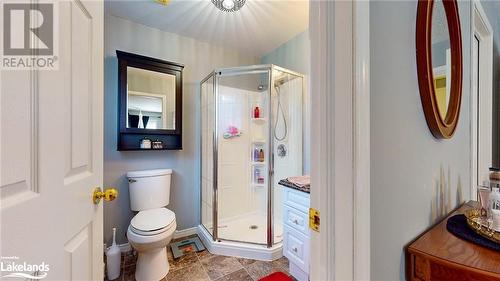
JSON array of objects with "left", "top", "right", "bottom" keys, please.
[
  {"left": 212, "top": 0, "right": 246, "bottom": 12},
  {"left": 154, "top": 0, "right": 170, "bottom": 6}
]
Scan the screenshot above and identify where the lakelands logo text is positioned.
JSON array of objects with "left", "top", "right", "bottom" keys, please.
[
  {"left": 1, "top": 1, "right": 59, "bottom": 70},
  {"left": 0, "top": 256, "right": 50, "bottom": 279}
]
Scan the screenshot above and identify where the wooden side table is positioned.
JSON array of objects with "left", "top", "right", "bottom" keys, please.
[{"left": 406, "top": 201, "right": 500, "bottom": 281}]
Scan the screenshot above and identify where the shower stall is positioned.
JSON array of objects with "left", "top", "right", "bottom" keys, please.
[{"left": 199, "top": 64, "right": 304, "bottom": 260}]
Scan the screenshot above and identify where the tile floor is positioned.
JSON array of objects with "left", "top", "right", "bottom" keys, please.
[{"left": 106, "top": 235, "right": 293, "bottom": 281}]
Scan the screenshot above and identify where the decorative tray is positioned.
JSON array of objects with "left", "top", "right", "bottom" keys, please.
[{"left": 464, "top": 208, "right": 500, "bottom": 244}]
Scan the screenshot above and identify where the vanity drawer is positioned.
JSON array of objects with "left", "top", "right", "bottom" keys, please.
[
  {"left": 284, "top": 205, "right": 309, "bottom": 236},
  {"left": 283, "top": 225, "right": 309, "bottom": 273},
  {"left": 283, "top": 187, "right": 310, "bottom": 214}
]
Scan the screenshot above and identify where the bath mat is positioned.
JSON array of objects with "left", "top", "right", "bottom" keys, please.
[
  {"left": 170, "top": 237, "right": 206, "bottom": 259},
  {"left": 258, "top": 272, "right": 292, "bottom": 281}
]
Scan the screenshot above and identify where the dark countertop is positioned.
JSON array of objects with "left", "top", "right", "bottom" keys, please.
[{"left": 278, "top": 179, "right": 310, "bottom": 194}]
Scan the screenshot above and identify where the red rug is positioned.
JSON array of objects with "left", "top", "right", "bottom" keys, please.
[{"left": 258, "top": 272, "right": 292, "bottom": 281}]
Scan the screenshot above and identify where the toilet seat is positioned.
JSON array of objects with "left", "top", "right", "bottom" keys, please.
[{"left": 130, "top": 208, "right": 176, "bottom": 236}]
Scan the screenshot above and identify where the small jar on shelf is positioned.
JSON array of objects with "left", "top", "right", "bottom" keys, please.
[{"left": 257, "top": 176, "right": 265, "bottom": 185}]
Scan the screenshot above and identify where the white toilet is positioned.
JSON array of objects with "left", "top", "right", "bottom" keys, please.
[{"left": 126, "top": 169, "right": 177, "bottom": 281}]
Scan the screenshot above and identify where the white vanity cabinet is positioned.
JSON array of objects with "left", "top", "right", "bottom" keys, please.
[{"left": 282, "top": 187, "right": 310, "bottom": 281}]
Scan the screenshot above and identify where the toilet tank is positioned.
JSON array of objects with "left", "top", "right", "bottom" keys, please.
[{"left": 127, "top": 169, "right": 172, "bottom": 211}]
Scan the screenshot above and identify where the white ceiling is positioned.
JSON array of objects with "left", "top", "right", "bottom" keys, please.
[{"left": 105, "top": 0, "right": 309, "bottom": 57}]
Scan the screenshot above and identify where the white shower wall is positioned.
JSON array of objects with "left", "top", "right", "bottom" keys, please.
[{"left": 217, "top": 85, "right": 267, "bottom": 220}]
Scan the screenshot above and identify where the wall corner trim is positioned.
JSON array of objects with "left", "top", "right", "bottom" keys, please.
[{"left": 172, "top": 227, "right": 198, "bottom": 240}]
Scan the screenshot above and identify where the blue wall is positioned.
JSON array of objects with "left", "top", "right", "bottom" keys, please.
[
  {"left": 261, "top": 31, "right": 310, "bottom": 75},
  {"left": 370, "top": 1, "right": 472, "bottom": 279}
]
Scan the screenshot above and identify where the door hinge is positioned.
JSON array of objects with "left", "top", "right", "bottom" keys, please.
[{"left": 309, "top": 208, "right": 320, "bottom": 232}]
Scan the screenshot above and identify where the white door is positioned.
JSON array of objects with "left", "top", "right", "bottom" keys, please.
[{"left": 1, "top": 1, "right": 104, "bottom": 280}]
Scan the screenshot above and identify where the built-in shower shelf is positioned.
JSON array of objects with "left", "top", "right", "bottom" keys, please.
[
  {"left": 252, "top": 184, "right": 266, "bottom": 188},
  {"left": 252, "top": 139, "right": 266, "bottom": 143},
  {"left": 251, "top": 162, "right": 266, "bottom": 166},
  {"left": 251, "top": 118, "right": 266, "bottom": 124}
]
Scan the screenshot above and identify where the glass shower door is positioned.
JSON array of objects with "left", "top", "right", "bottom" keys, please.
[
  {"left": 270, "top": 68, "right": 304, "bottom": 245},
  {"left": 201, "top": 74, "right": 215, "bottom": 235},
  {"left": 216, "top": 70, "right": 270, "bottom": 245}
]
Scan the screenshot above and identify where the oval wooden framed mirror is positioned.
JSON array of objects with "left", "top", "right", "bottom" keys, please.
[{"left": 416, "top": 0, "right": 463, "bottom": 139}]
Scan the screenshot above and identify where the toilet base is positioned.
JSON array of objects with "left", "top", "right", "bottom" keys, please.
[{"left": 135, "top": 247, "right": 169, "bottom": 281}]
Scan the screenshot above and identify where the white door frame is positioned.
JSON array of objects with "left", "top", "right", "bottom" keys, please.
[
  {"left": 309, "top": 1, "right": 370, "bottom": 280},
  {"left": 470, "top": 0, "right": 493, "bottom": 199}
]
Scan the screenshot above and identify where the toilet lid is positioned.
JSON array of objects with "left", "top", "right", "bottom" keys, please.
[{"left": 131, "top": 208, "right": 175, "bottom": 232}]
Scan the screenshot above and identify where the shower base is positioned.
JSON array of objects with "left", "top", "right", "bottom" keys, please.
[
  {"left": 197, "top": 212, "right": 283, "bottom": 261},
  {"left": 217, "top": 212, "right": 283, "bottom": 244}
]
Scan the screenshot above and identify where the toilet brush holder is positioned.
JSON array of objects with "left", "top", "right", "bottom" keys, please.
[{"left": 106, "top": 228, "right": 121, "bottom": 280}]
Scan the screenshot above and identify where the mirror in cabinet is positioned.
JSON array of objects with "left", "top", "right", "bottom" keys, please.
[
  {"left": 117, "top": 51, "right": 184, "bottom": 150},
  {"left": 127, "top": 67, "right": 176, "bottom": 130}
]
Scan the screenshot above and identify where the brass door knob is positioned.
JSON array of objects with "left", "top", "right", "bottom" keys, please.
[{"left": 93, "top": 187, "right": 118, "bottom": 204}]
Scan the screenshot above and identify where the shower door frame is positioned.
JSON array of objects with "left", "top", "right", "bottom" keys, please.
[
  {"left": 200, "top": 64, "right": 305, "bottom": 248},
  {"left": 200, "top": 71, "right": 219, "bottom": 243}
]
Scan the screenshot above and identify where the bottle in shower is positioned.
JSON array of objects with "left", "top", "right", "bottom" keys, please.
[
  {"left": 254, "top": 168, "right": 260, "bottom": 184},
  {"left": 254, "top": 148, "right": 259, "bottom": 162},
  {"left": 254, "top": 106, "right": 260, "bottom": 118},
  {"left": 259, "top": 149, "right": 264, "bottom": 162}
]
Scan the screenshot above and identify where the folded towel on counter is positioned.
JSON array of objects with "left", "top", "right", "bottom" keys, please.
[
  {"left": 278, "top": 175, "right": 310, "bottom": 193},
  {"left": 286, "top": 175, "right": 310, "bottom": 187}
]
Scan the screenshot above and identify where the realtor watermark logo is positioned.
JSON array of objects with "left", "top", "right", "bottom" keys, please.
[
  {"left": 1, "top": 1, "right": 59, "bottom": 70},
  {"left": 0, "top": 256, "right": 50, "bottom": 279}
]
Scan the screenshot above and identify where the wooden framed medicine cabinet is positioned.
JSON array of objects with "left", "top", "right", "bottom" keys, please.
[{"left": 116, "top": 51, "right": 184, "bottom": 150}]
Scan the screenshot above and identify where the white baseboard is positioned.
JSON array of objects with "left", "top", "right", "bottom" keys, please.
[
  {"left": 104, "top": 227, "right": 197, "bottom": 254},
  {"left": 173, "top": 227, "right": 198, "bottom": 240}
]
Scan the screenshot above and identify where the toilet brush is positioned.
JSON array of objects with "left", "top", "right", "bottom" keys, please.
[{"left": 106, "top": 228, "right": 121, "bottom": 280}]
